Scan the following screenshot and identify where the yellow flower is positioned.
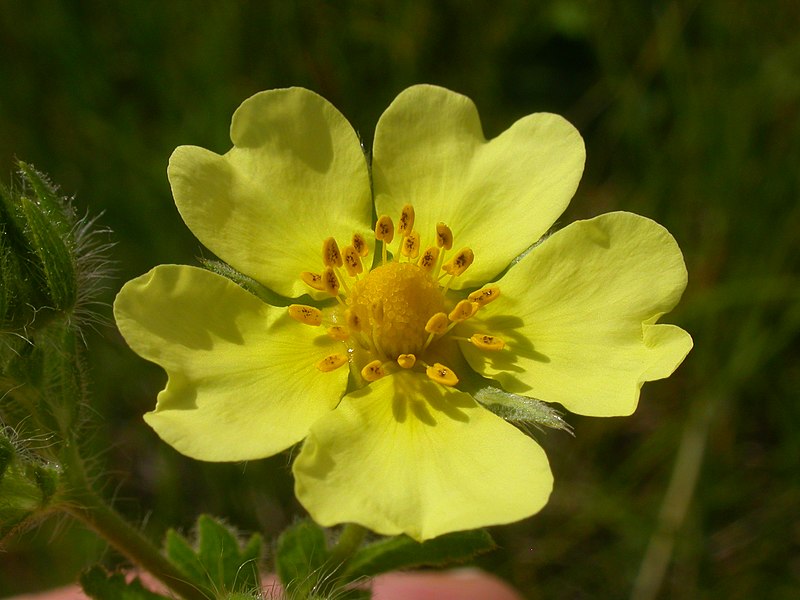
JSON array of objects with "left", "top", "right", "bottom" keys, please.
[{"left": 114, "top": 86, "right": 692, "bottom": 541}]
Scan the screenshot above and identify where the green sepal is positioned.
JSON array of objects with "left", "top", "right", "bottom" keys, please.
[
  {"left": 79, "top": 565, "right": 171, "bottom": 600},
  {"left": 474, "top": 387, "right": 573, "bottom": 434},
  {"left": 200, "top": 258, "right": 292, "bottom": 307},
  {"left": 164, "top": 514, "right": 262, "bottom": 597},
  {"left": 275, "top": 519, "right": 333, "bottom": 598},
  {"left": 342, "top": 530, "right": 496, "bottom": 581}
]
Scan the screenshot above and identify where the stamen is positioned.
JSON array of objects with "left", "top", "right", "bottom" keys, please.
[
  {"left": 323, "top": 267, "right": 341, "bottom": 297},
  {"left": 397, "top": 354, "right": 416, "bottom": 369},
  {"left": 448, "top": 300, "right": 477, "bottom": 322},
  {"left": 417, "top": 247, "right": 440, "bottom": 272},
  {"left": 398, "top": 204, "right": 415, "bottom": 236},
  {"left": 375, "top": 215, "right": 394, "bottom": 265},
  {"left": 352, "top": 233, "right": 369, "bottom": 257},
  {"left": 301, "top": 271, "right": 326, "bottom": 292},
  {"left": 322, "top": 237, "right": 343, "bottom": 268},
  {"left": 361, "top": 359, "right": 387, "bottom": 382},
  {"left": 288, "top": 304, "right": 322, "bottom": 326},
  {"left": 401, "top": 231, "right": 421, "bottom": 260},
  {"left": 343, "top": 245, "right": 363, "bottom": 277},
  {"left": 345, "top": 308, "right": 363, "bottom": 332},
  {"left": 425, "top": 362, "right": 459, "bottom": 386},
  {"left": 425, "top": 312, "right": 449, "bottom": 335},
  {"left": 468, "top": 285, "right": 501, "bottom": 307},
  {"left": 469, "top": 333, "right": 505, "bottom": 351},
  {"left": 327, "top": 325, "right": 350, "bottom": 341},
  {"left": 436, "top": 223, "right": 453, "bottom": 250},
  {"left": 317, "top": 354, "right": 348, "bottom": 372},
  {"left": 442, "top": 248, "right": 474, "bottom": 276}
]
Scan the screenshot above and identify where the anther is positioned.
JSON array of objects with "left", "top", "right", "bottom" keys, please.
[
  {"left": 288, "top": 304, "right": 323, "bottom": 326},
  {"left": 317, "top": 354, "right": 348, "bottom": 372},
  {"left": 361, "top": 359, "right": 387, "bottom": 382},
  {"left": 448, "top": 300, "right": 477, "bottom": 322},
  {"left": 322, "top": 237, "right": 343, "bottom": 268},
  {"left": 401, "top": 231, "right": 421, "bottom": 259},
  {"left": 397, "top": 354, "right": 416, "bottom": 369},
  {"left": 442, "top": 248, "right": 475, "bottom": 276},
  {"left": 468, "top": 285, "right": 501, "bottom": 307},
  {"left": 425, "top": 362, "right": 459, "bottom": 386},
  {"left": 345, "top": 308, "right": 363, "bottom": 332},
  {"left": 352, "top": 233, "right": 369, "bottom": 257},
  {"left": 436, "top": 223, "right": 453, "bottom": 250},
  {"left": 398, "top": 204, "right": 415, "bottom": 236},
  {"left": 418, "top": 247, "right": 440, "bottom": 272},
  {"left": 301, "top": 271, "right": 326, "bottom": 292},
  {"left": 327, "top": 325, "right": 350, "bottom": 341},
  {"left": 375, "top": 215, "right": 395, "bottom": 244},
  {"left": 323, "top": 267, "right": 340, "bottom": 297},
  {"left": 343, "top": 245, "right": 363, "bottom": 276},
  {"left": 470, "top": 334, "right": 505, "bottom": 351},
  {"left": 425, "top": 312, "right": 449, "bottom": 335}
]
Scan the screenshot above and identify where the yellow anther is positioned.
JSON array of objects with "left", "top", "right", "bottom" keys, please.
[
  {"left": 301, "top": 271, "right": 326, "bottom": 291},
  {"left": 327, "top": 325, "right": 350, "bottom": 341},
  {"left": 401, "top": 231, "right": 421, "bottom": 259},
  {"left": 375, "top": 215, "right": 395, "bottom": 243},
  {"left": 345, "top": 308, "right": 363, "bottom": 332},
  {"left": 436, "top": 222, "right": 453, "bottom": 250},
  {"left": 288, "top": 304, "right": 323, "bottom": 326},
  {"left": 417, "top": 247, "right": 440, "bottom": 272},
  {"left": 323, "top": 267, "right": 340, "bottom": 296},
  {"left": 317, "top": 353, "right": 348, "bottom": 372},
  {"left": 398, "top": 204, "right": 415, "bottom": 236},
  {"left": 397, "top": 354, "right": 416, "bottom": 369},
  {"left": 448, "top": 299, "right": 477, "bottom": 322},
  {"left": 343, "top": 245, "right": 363, "bottom": 276},
  {"left": 425, "top": 312, "right": 449, "bottom": 335},
  {"left": 361, "top": 359, "right": 387, "bottom": 382},
  {"left": 352, "top": 233, "right": 369, "bottom": 257},
  {"left": 322, "top": 237, "right": 343, "bottom": 268},
  {"left": 470, "top": 333, "right": 505, "bottom": 351},
  {"left": 443, "top": 248, "right": 475, "bottom": 276},
  {"left": 426, "top": 362, "right": 459, "bottom": 386},
  {"left": 468, "top": 285, "right": 501, "bottom": 307}
]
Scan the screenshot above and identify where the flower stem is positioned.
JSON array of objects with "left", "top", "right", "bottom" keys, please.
[{"left": 60, "top": 442, "right": 208, "bottom": 600}]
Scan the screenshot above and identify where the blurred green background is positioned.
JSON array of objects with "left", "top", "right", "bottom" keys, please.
[{"left": 1, "top": 0, "right": 798, "bottom": 598}]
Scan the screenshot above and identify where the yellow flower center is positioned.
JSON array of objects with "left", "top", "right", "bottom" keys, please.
[{"left": 287, "top": 204, "right": 504, "bottom": 387}]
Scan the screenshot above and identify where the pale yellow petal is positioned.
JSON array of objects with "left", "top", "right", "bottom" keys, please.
[
  {"left": 113, "top": 265, "right": 347, "bottom": 460},
  {"left": 169, "top": 88, "right": 372, "bottom": 298},
  {"left": 460, "top": 212, "right": 692, "bottom": 417},
  {"left": 372, "top": 84, "right": 585, "bottom": 288},
  {"left": 293, "top": 371, "right": 552, "bottom": 541}
]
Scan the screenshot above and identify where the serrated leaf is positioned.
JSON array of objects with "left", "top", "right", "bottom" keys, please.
[
  {"left": 275, "top": 519, "right": 333, "bottom": 598},
  {"left": 79, "top": 565, "right": 171, "bottom": 600},
  {"left": 343, "top": 530, "right": 496, "bottom": 580},
  {"left": 165, "top": 514, "right": 262, "bottom": 596}
]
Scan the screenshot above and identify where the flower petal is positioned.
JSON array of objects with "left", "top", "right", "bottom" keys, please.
[
  {"left": 168, "top": 88, "right": 373, "bottom": 298},
  {"left": 372, "top": 84, "right": 585, "bottom": 288},
  {"left": 460, "top": 212, "right": 693, "bottom": 417},
  {"left": 293, "top": 371, "right": 552, "bottom": 541},
  {"left": 113, "top": 265, "right": 347, "bottom": 460}
]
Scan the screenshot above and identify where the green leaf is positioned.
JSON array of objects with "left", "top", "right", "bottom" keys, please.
[
  {"left": 200, "top": 258, "right": 292, "bottom": 307},
  {"left": 343, "top": 530, "right": 496, "bottom": 580},
  {"left": 275, "top": 519, "right": 333, "bottom": 598},
  {"left": 79, "top": 565, "right": 171, "bottom": 600},
  {"left": 165, "top": 514, "right": 262, "bottom": 597}
]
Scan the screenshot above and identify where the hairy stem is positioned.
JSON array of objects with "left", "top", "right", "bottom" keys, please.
[{"left": 60, "top": 442, "right": 208, "bottom": 600}]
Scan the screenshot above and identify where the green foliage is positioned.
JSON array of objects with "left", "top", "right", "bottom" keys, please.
[
  {"left": 80, "top": 566, "right": 171, "bottom": 600},
  {"left": 474, "top": 387, "right": 573, "bottom": 434},
  {"left": 343, "top": 530, "right": 496, "bottom": 580},
  {"left": 275, "top": 519, "right": 332, "bottom": 598},
  {"left": 165, "top": 514, "right": 262, "bottom": 598}
]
